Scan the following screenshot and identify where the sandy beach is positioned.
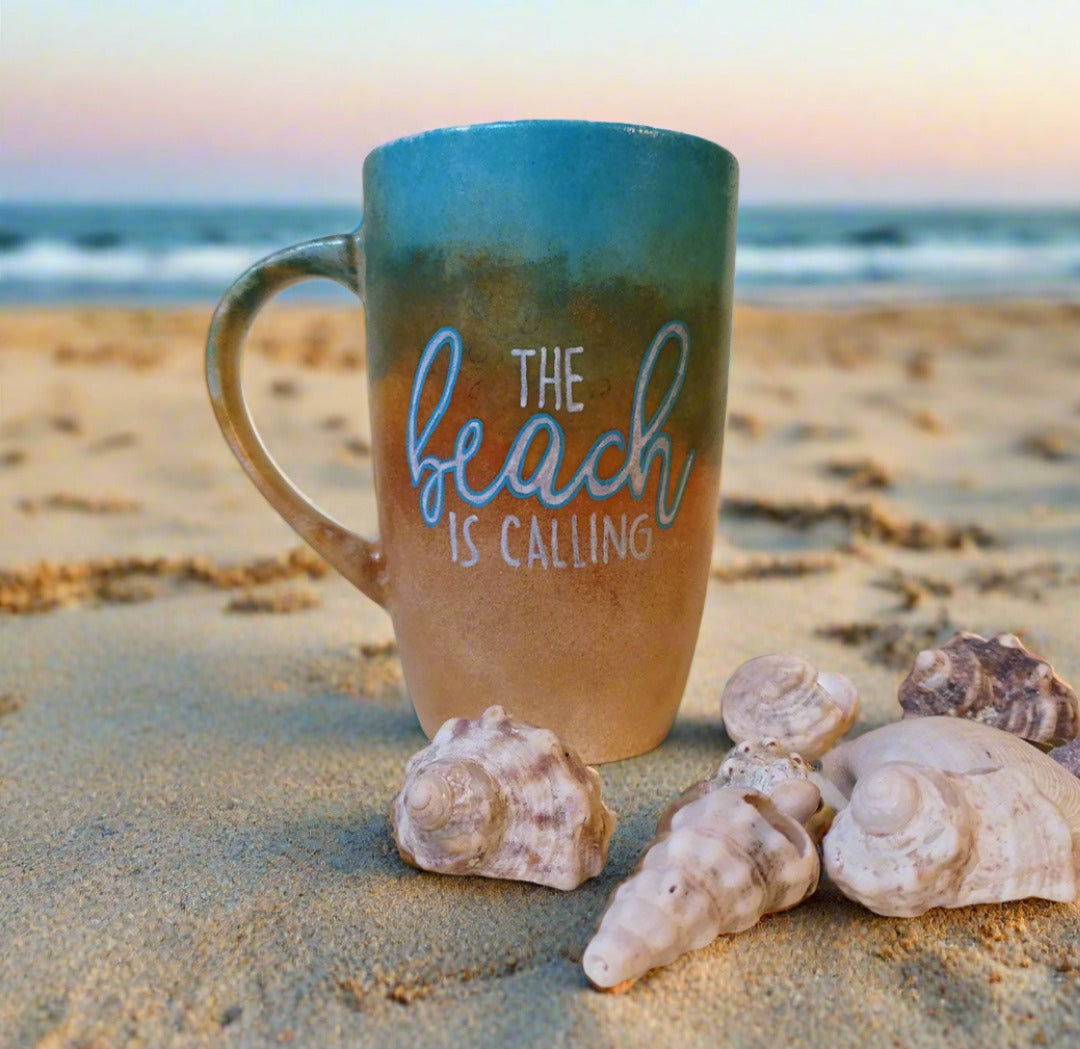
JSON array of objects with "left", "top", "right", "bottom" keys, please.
[{"left": 2, "top": 301, "right": 1079, "bottom": 1048}]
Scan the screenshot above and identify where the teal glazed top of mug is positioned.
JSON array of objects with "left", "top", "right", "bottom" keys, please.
[
  {"left": 206, "top": 120, "right": 739, "bottom": 763},
  {"left": 363, "top": 121, "right": 737, "bottom": 308}
]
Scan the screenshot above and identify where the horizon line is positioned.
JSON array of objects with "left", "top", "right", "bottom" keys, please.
[{"left": 3, "top": 197, "right": 1080, "bottom": 210}]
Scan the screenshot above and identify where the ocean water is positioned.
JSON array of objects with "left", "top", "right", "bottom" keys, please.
[{"left": 1, "top": 203, "right": 1079, "bottom": 305}]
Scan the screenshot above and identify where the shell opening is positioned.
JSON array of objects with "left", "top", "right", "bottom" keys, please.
[{"left": 851, "top": 765, "right": 920, "bottom": 836}]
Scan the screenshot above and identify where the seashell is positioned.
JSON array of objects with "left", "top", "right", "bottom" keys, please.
[
  {"left": 824, "top": 761, "right": 1078, "bottom": 917},
  {"left": 898, "top": 631, "right": 1079, "bottom": 746},
  {"left": 1050, "top": 738, "right": 1080, "bottom": 779},
  {"left": 720, "top": 653, "right": 859, "bottom": 760},
  {"left": 654, "top": 739, "right": 823, "bottom": 839},
  {"left": 583, "top": 786, "right": 820, "bottom": 991},
  {"left": 391, "top": 705, "right": 615, "bottom": 891},
  {"left": 820, "top": 717, "right": 1080, "bottom": 847}
]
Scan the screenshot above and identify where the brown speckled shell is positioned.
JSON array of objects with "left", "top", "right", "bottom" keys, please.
[
  {"left": 391, "top": 706, "right": 615, "bottom": 891},
  {"left": 898, "top": 632, "right": 1079, "bottom": 745}
]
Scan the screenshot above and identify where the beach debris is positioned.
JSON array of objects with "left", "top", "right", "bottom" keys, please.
[
  {"left": 1019, "top": 429, "right": 1071, "bottom": 462},
  {"left": 710, "top": 551, "right": 839, "bottom": 583},
  {"left": 582, "top": 782, "right": 820, "bottom": 992},
  {"left": 898, "top": 632, "right": 1079, "bottom": 746},
  {"left": 825, "top": 760, "right": 1077, "bottom": 917},
  {"left": 48, "top": 413, "right": 82, "bottom": 435},
  {"left": 720, "top": 654, "right": 858, "bottom": 760},
  {"left": 86, "top": 431, "right": 138, "bottom": 454},
  {"left": 819, "top": 718, "right": 1080, "bottom": 843},
  {"left": 343, "top": 436, "right": 372, "bottom": 457},
  {"left": 391, "top": 705, "right": 614, "bottom": 891},
  {"left": 16, "top": 492, "right": 141, "bottom": 515},
  {"left": 727, "top": 411, "right": 764, "bottom": 438},
  {"left": 968, "top": 561, "right": 1080, "bottom": 602},
  {"left": 269, "top": 378, "right": 301, "bottom": 398},
  {"left": 816, "top": 611, "right": 960, "bottom": 670},
  {"left": 226, "top": 586, "right": 321, "bottom": 613},
  {"left": 0, "top": 547, "right": 330, "bottom": 615},
  {"left": 910, "top": 409, "right": 944, "bottom": 433},
  {"left": 722, "top": 495, "right": 993, "bottom": 551},
  {"left": 871, "top": 568, "right": 953, "bottom": 611},
  {"left": 0, "top": 692, "right": 23, "bottom": 720},
  {"left": 905, "top": 349, "right": 935, "bottom": 381},
  {"left": 823, "top": 457, "right": 893, "bottom": 490}
]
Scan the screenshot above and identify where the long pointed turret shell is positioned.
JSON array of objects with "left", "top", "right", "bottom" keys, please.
[
  {"left": 583, "top": 780, "right": 820, "bottom": 992},
  {"left": 391, "top": 706, "right": 615, "bottom": 891},
  {"left": 721, "top": 654, "right": 859, "bottom": 760},
  {"left": 824, "top": 761, "right": 1077, "bottom": 916},
  {"left": 898, "top": 631, "right": 1079, "bottom": 745},
  {"left": 820, "top": 717, "right": 1080, "bottom": 845}
]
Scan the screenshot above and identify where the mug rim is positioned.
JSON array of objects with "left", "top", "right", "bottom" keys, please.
[{"left": 365, "top": 118, "right": 738, "bottom": 170}]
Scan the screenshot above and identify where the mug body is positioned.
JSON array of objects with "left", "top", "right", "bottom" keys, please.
[{"left": 362, "top": 120, "right": 737, "bottom": 762}]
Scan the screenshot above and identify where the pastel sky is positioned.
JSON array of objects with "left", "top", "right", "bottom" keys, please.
[{"left": 2, "top": 0, "right": 1078, "bottom": 203}]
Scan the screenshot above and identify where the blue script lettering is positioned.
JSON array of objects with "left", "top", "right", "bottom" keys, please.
[{"left": 407, "top": 321, "right": 695, "bottom": 529}]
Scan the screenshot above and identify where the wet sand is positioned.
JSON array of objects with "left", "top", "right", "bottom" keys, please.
[{"left": 1, "top": 302, "right": 1079, "bottom": 1047}]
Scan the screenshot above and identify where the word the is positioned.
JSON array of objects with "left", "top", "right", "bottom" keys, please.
[
  {"left": 510, "top": 346, "right": 584, "bottom": 411},
  {"left": 408, "top": 321, "right": 694, "bottom": 529}
]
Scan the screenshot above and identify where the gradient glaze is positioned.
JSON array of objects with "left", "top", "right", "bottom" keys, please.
[{"left": 362, "top": 122, "right": 738, "bottom": 761}]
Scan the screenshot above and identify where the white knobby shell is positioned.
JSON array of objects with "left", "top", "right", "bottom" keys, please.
[
  {"left": 721, "top": 653, "right": 859, "bottom": 760},
  {"left": 824, "top": 761, "right": 1077, "bottom": 917},
  {"left": 583, "top": 784, "right": 820, "bottom": 991},
  {"left": 655, "top": 738, "right": 822, "bottom": 835},
  {"left": 391, "top": 706, "right": 615, "bottom": 891},
  {"left": 819, "top": 716, "right": 1080, "bottom": 847}
]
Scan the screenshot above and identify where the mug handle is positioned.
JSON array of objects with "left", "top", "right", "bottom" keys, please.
[{"left": 205, "top": 230, "right": 388, "bottom": 607}]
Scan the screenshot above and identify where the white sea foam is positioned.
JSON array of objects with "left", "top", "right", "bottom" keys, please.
[
  {"left": 736, "top": 240, "right": 1080, "bottom": 284},
  {"left": 0, "top": 240, "right": 277, "bottom": 285}
]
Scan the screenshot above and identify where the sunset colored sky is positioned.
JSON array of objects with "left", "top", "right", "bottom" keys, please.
[{"left": 3, "top": 1, "right": 1078, "bottom": 204}]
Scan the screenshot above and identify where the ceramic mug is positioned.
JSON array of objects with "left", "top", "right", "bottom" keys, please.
[{"left": 206, "top": 120, "right": 738, "bottom": 763}]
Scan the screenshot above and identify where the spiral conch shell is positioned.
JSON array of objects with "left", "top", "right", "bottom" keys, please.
[
  {"left": 820, "top": 716, "right": 1080, "bottom": 842},
  {"left": 898, "top": 631, "right": 1079, "bottom": 746},
  {"left": 824, "top": 761, "right": 1078, "bottom": 917},
  {"left": 720, "top": 654, "right": 859, "bottom": 760},
  {"left": 391, "top": 706, "right": 615, "bottom": 891},
  {"left": 583, "top": 748, "right": 820, "bottom": 992}
]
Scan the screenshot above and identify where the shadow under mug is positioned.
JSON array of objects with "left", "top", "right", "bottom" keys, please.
[{"left": 206, "top": 119, "right": 738, "bottom": 763}]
